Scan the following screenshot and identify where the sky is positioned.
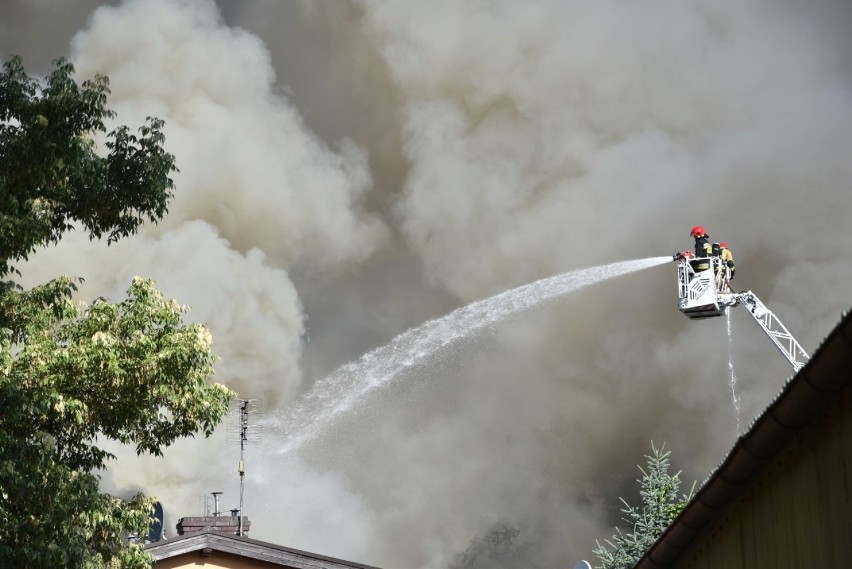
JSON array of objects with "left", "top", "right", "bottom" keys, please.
[{"left": 2, "top": 0, "right": 852, "bottom": 567}]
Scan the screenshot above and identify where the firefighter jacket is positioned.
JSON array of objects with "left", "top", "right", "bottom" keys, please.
[{"left": 692, "top": 236, "right": 713, "bottom": 270}]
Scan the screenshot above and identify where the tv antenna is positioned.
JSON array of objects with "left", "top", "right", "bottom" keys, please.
[{"left": 226, "top": 398, "right": 262, "bottom": 535}]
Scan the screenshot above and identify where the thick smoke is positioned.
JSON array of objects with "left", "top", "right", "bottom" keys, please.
[{"left": 3, "top": 0, "right": 851, "bottom": 567}]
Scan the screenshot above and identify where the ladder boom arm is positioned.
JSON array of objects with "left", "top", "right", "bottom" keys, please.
[{"left": 737, "top": 291, "right": 809, "bottom": 372}]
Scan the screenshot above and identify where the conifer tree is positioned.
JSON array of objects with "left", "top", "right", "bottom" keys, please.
[{"left": 592, "top": 442, "right": 695, "bottom": 569}]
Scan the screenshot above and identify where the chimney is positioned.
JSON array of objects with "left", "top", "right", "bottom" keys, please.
[{"left": 175, "top": 492, "right": 251, "bottom": 536}]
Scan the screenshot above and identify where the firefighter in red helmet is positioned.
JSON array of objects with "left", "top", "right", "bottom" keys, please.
[{"left": 690, "top": 225, "right": 713, "bottom": 271}]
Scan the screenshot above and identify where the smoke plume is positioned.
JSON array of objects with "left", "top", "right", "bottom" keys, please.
[{"left": 3, "top": 0, "right": 851, "bottom": 566}]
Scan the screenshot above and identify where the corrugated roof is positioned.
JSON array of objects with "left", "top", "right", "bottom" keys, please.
[{"left": 635, "top": 308, "right": 852, "bottom": 569}]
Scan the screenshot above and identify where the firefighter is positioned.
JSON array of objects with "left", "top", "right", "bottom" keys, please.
[
  {"left": 690, "top": 225, "right": 713, "bottom": 272},
  {"left": 719, "top": 241, "right": 735, "bottom": 279}
]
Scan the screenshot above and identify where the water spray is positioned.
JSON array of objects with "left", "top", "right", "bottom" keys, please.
[{"left": 271, "top": 256, "right": 672, "bottom": 454}]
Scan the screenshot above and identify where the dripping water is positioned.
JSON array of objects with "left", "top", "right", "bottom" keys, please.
[{"left": 726, "top": 309, "right": 741, "bottom": 435}]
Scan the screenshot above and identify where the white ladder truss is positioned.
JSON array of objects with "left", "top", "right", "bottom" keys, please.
[{"left": 735, "top": 291, "right": 809, "bottom": 372}]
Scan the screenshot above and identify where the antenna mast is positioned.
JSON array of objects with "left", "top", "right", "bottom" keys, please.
[{"left": 226, "top": 399, "right": 262, "bottom": 535}]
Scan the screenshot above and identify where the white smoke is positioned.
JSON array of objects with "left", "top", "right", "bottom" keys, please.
[
  {"left": 70, "top": 0, "right": 387, "bottom": 272},
  {"left": 3, "top": 0, "right": 852, "bottom": 567}
]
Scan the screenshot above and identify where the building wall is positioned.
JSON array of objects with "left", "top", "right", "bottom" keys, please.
[
  {"left": 153, "top": 550, "right": 286, "bottom": 569},
  {"left": 674, "top": 387, "right": 852, "bottom": 569}
]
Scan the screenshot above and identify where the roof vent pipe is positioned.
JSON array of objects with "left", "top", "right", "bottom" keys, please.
[{"left": 212, "top": 492, "right": 223, "bottom": 517}]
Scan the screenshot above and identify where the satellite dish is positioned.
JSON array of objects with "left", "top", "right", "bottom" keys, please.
[
  {"left": 574, "top": 561, "right": 592, "bottom": 569},
  {"left": 147, "top": 501, "right": 164, "bottom": 543}
]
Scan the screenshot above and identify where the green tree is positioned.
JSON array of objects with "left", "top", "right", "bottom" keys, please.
[
  {"left": 0, "top": 55, "right": 174, "bottom": 278},
  {"left": 592, "top": 442, "right": 695, "bottom": 569},
  {"left": 0, "top": 57, "right": 234, "bottom": 567}
]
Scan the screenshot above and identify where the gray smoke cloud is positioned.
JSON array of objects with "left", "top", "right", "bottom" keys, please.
[{"left": 3, "top": 0, "right": 851, "bottom": 567}]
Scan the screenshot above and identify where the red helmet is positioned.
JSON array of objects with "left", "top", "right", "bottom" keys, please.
[
  {"left": 719, "top": 241, "right": 727, "bottom": 248},
  {"left": 690, "top": 225, "right": 706, "bottom": 237}
]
